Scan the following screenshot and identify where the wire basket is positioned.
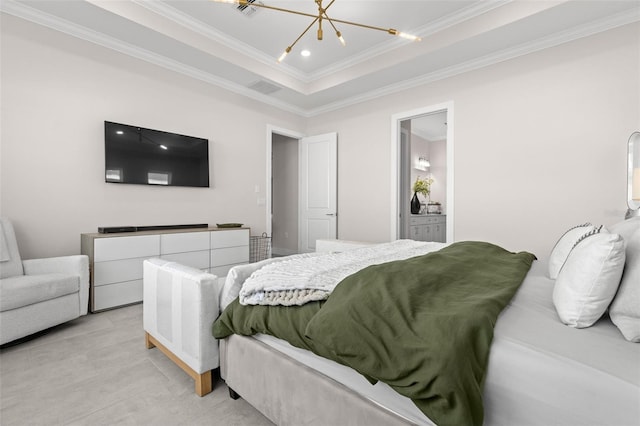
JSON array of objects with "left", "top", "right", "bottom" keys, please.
[{"left": 250, "top": 232, "right": 272, "bottom": 262}]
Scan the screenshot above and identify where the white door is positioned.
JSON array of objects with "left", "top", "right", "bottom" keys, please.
[{"left": 299, "top": 132, "right": 337, "bottom": 253}]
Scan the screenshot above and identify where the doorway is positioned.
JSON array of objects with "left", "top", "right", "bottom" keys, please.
[
  {"left": 390, "top": 102, "right": 454, "bottom": 242},
  {"left": 271, "top": 132, "right": 300, "bottom": 256},
  {"left": 266, "top": 126, "right": 338, "bottom": 255}
]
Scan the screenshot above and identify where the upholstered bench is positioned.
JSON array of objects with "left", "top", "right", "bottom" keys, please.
[{"left": 143, "top": 258, "right": 222, "bottom": 396}]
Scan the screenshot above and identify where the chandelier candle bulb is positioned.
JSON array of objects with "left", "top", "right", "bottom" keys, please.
[{"left": 277, "top": 47, "right": 291, "bottom": 63}]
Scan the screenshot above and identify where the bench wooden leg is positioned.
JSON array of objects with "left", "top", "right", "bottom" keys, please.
[
  {"left": 145, "top": 332, "right": 156, "bottom": 349},
  {"left": 145, "top": 332, "right": 213, "bottom": 396},
  {"left": 195, "top": 370, "right": 213, "bottom": 396}
]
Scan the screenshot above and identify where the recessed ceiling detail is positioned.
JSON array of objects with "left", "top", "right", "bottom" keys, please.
[{"left": 1, "top": 0, "right": 638, "bottom": 117}]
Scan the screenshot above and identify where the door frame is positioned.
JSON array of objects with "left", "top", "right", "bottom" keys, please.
[
  {"left": 266, "top": 125, "right": 305, "bottom": 244},
  {"left": 390, "top": 102, "right": 455, "bottom": 242}
]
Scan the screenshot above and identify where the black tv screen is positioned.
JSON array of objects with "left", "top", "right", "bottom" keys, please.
[{"left": 104, "top": 121, "right": 209, "bottom": 188}]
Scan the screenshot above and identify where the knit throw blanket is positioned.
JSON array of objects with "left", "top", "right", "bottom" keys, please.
[{"left": 239, "top": 239, "right": 443, "bottom": 306}]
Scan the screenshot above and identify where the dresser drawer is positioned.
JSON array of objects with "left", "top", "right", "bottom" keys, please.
[
  {"left": 160, "top": 232, "right": 210, "bottom": 255},
  {"left": 211, "top": 229, "right": 249, "bottom": 249},
  {"left": 93, "top": 280, "right": 143, "bottom": 311},
  {"left": 161, "top": 250, "right": 210, "bottom": 270},
  {"left": 410, "top": 217, "right": 428, "bottom": 225},
  {"left": 94, "top": 235, "right": 160, "bottom": 262},
  {"left": 211, "top": 245, "right": 250, "bottom": 267},
  {"left": 93, "top": 257, "right": 147, "bottom": 286},
  {"left": 410, "top": 216, "right": 444, "bottom": 225},
  {"left": 427, "top": 216, "right": 444, "bottom": 224}
]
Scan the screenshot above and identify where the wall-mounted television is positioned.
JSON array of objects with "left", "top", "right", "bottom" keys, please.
[{"left": 104, "top": 121, "right": 209, "bottom": 188}]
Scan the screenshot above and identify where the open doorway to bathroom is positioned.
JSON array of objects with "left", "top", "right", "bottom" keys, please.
[{"left": 391, "top": 103, "right": 454, "bottom": 242}]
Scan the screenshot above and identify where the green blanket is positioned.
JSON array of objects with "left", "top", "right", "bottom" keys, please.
[{"left": 213, "top": 241, "right": 536, "bottom": 426}]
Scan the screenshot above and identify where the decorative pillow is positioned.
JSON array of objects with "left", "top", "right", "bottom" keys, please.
[
  {"left": 553, "top": 228, "right": 625, "bottom": 328},
  {"left": 548, "top": 223, "right": 595, "bottom": 279},
  {"left": 609, "top": 217, "right": 640, "bottom": 342}
]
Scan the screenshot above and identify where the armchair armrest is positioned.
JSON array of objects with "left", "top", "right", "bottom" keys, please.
[{"left": 22, "top": 255, "right": 90, "bottom": 315}]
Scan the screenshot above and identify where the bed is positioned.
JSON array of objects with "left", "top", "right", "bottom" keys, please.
[
  {"left": 143, "top": 219, "right": 640, "bottom": 426},
  {"left": 212, "top": 231, "right": 639, "bottom": 426}
]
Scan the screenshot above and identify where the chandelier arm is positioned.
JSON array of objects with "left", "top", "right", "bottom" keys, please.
[
  {"left": 289, "top": 16, "right": 320, "bottom": 50},
  {"left": 322, "top": 12, "right": 340, "bottom": 33},
  {"left": 321, "top": 0, "right": 337, "bottom": 12},
  {"left": 324, "top": 17, "right": 393, "bottom": 33}
]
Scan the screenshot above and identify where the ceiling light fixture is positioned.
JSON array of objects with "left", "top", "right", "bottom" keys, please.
[{"left": 212, "top": 0, "right": 421, "bottom": 62}]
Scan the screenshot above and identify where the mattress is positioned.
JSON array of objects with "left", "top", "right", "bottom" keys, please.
[{"left": 251, "top": 260, "right": 640, "bottom": 425}]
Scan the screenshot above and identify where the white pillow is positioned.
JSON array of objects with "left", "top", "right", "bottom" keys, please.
[
  {"left": 609, "top": 217, "right": 640, "bottom": 342},
  {"left": 548, "top": 223, "right": 596, "bottom": 279},
  {"left": 553, "top": 229, "right": 626, "bottom": 328}
]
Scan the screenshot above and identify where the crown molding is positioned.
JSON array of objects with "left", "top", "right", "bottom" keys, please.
[
  {"left": 304, "top": 7, "right": 640, "bottom": 117},
  {"left": 412, "top": 128, "right": 445, "bottom": 142}
]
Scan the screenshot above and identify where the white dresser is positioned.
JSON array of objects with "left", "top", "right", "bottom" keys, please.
[
  {"left": 409, "top": 215, "right": 446, "bottom": 243},
  {"left": 81, "top": 227, "right": 249, "bottom": 312}
]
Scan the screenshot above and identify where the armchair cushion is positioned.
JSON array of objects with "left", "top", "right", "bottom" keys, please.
[
  {"left": 0, "top": 274, "right": 79, "bottom": 312},
  {"left": 22, "top": 255, "right": 89, "bottom": 315}
]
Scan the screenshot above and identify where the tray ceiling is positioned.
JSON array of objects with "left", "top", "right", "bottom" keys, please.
[{"left": 2, "top": 0, "right": 639, "bottom": 116}]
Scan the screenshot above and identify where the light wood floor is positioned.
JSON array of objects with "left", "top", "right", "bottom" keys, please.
[{"left": 0, "top": 304, "right": 274, "bottom": 425}]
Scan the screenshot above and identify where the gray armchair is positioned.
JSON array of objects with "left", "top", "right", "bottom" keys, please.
[{"left": 0, "top": 217, "right": 89, "bottom": 345}]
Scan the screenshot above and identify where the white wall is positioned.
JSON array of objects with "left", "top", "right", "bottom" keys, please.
[
  {"left": 0, "top": 14, "right": 305, "bottom": 259},
  {"left": 307, "top": 23, "right": 639, "bottom": 260}
]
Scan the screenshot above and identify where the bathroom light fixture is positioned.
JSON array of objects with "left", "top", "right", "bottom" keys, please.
[
  {"left": 211, "top": 0, "right": 421, "bottom": 62},
  {"left": 625, "top": 131, "right": 640, "bottom": 219},
  {"left": 414, "top": 157, "right": 430, "bottom": 171}
]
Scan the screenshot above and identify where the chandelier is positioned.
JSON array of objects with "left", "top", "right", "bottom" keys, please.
[{"left": 212, "top": 0, "right": 422, "bottom": 62}]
